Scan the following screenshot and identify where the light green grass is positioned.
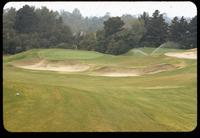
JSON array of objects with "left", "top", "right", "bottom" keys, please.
[
  {"left": 38, "top": 49, "right": 106, "bottom": 60},
  {"left": 3, "top": 49, "right": 39, "bottom": 63},
  {"left": 3, "top": 48, "right": 197, "bottom": 132}
]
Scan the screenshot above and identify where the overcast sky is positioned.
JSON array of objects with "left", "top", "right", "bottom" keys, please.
[{"left": 4, "top": 1, "right": 197, "bottom": 18}]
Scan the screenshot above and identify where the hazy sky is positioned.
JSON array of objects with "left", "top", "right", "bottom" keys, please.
[{"left": 4, "top": 1, "right": 197, "bottom": 18}]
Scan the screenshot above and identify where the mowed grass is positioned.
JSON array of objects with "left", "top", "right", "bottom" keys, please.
[
  {"left": 3, "top": 48, "right": 197, "bottom": 132},
  {"left": 38, "top": 49, "right": 106, "bottom": 60}
]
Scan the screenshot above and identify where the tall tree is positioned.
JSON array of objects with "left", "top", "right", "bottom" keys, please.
[
  {"left": 35, "top": 7, "right": 58, "bottom": 33},
  {"left": 143, "top": 10, "right": 168, "bottom": 47},
  {"left": 14, "top": 5, "right": 38, "bottom": 33},
  {"left": 139, "top": 11, "right": 149, "bottom": 27},
  {"left": 168, "top": 16, "right": 190, "bottom": 48},
  {"left": 79, "top": 32, "right": 97, "bottom": 50},
  {"left": 168, "top": 16, "right": 179, "bottom": 42},
  {"left": 187, "top": 15, "right": 197, "bottom": 48},
  {"left": 103, "top": 17, "right": 125, "bottom": 37},
  {"left": 178, "top": 16, "right": 189, "bottom": 46},
  {"left": 3, "top": 8, "right": 17, "bottom": 54},
  {"left": 35, "top": 6, "right": 72, "bottom": 47},
  {"left": 95, "top": 30, "right": 107, "bottom": 53}
]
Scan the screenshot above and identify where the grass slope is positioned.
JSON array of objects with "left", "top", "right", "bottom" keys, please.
[
  {"left": 38, "top": 49, "right": 106, "bottom": 60},
  {"left": 3, "top": 48, "right": 197, "bottom": 132}
]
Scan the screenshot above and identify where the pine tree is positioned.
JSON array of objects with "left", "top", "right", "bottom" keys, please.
[
  {"left": 187, "top": 16, "right": 197, "bottom": 48},
  {"left": 14, "top": 5, "right": 38, "bottom": 33},
  {"left": 144, "top": 10, "right": 168, "bottom": 47}
]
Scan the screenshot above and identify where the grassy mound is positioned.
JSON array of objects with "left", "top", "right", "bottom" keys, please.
[
  {"left": 3, "top": 49, "right": 40, "bottom": 63},
  {"left": 3, "top": 48, "right": 106, "bottom": 63},
  {"left": 38, "top": 49, "right": 105, "bottom": 60}
]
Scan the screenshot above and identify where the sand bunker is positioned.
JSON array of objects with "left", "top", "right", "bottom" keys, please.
[
  {"left": 91, "top": 63, "right": 176, "bottom": 77},
  {"left": 15, "top": 60, "right": 177, "bottom": 77},
  {"left": 189, "top": 48, "right": 197, "bottom": 51},
  {"left": 142, "top": 63, "right": 177, "bottom": 74},
  {"left": 165, "top": 51, "right": 197, "bottom": 59},
  {"left": 97, "top": 72, "right": 139, "bottom": 77},
  {"left": 14, "top": 58, "right": 182, "bottom": 77},
  {"left": 15, "top": 60, "right": 90, "bottom": 72},
  {"left": 92, "top": 67, "right": 140, "bottom": 77}
]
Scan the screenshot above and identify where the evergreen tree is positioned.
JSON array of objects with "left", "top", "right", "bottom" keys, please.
[
  {"left": 187, "top": 15, "right": 197, "bottom": 48},
  {"left": 103, "top": 17, "right": 125, "bottom": 37},
  {"left": 3, "top": 8, "right": 17, "bottom": 54},
  {"left": 14, "top": 5, "right": 38, "bottom": 33},
  {"left": 168, "top": 16, "right": 190, "bottom": 48},
  {"left": 168, "top": 16, "right": 179, "bottom": 42},
  {"left": 139, "top": 11, "right": 149, "bottom": 27},
  {"left": 144, "top": 10, "right": 168, "bottom": 47}
]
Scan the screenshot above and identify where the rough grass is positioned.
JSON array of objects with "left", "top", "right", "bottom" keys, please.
[{"left": 3, "top": 48, "right": 197, "bottom": 132}]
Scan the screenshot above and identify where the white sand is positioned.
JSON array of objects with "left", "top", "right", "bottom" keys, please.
[
  {"left": 96, "top": 72, "right": 140, "bottom": 77},
  {"left": 15, "top": 52, "right": 188, "bottom": 77},
  {"left": 16, "top": 60, "right": 90, "bottom": 72},
  {"left": 165, "top": 51, "right": 197, "bottom": 59}
]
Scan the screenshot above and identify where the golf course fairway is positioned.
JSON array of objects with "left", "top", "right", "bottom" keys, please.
[{"left": 3, "top": 48, "right": 197, "bottom": 132}]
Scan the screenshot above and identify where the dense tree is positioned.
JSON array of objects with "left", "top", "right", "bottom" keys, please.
[
  {"left": 35, "top": 7, "right": 72, "bottom": 46},
  {"left": 127, "top": 20, "right": 145, "bottom": 48},
  {"left": 187, "top": 15, "right": 197, "bottom": 48},
  {"left": 79, "top": 33, "right": 97, "bottom": 50},
  {"left": 139, "top": 12, "right": 149, "bottom": 27},
  {"left": 106, "top": 39, "right": 128, "bottom": 55},
  {"left": 95, "top": 17, "right": 131, "bottom": 55},
  {"left": 178, "top": 16, "right": 189, "bottom": 47},
  {"left": 168, "top": 16, "right": 191, "bottom": 48},
  {"left": 3, "top": 6, "right": 73, "bottom": 54},
  {"left": 14, "top": 5, "right": 38, "bottom": 33},
  {"left": 168, "top": 16, "right": 180, "bottom": 42},
  {"left": 35, "top": 7, "right": 59, "bottom": 33},
  {"left": 143, "top": 10, "right": 168, "bottom": 47},
  {"left": 3, "top": 8, "right": 17, "bottom": 54},
  {"left": 94, "top": 16, "right": 146, "bottom": 55},
  {"left": 60, "top": 8, "right": 86, "bottom": 33},
  {"left": 95, "top": 30, "right": 107, "bottom": 53},
  {"left": 3, "top": 6, "right": 197, "bottom": 55},
  {"left": 121, "top": 14, "right": 137, "bottom": 29},
  {"left": 103, "top": 17, "right": 125, "bottom": 37}
]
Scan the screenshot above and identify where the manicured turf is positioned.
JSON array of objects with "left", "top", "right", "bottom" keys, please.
[
  {"left": 3, "top": 48, "right": 197, "bottom": 132},
  {"left": 38, "top": 49, "right": 106, "bottom": 60}
]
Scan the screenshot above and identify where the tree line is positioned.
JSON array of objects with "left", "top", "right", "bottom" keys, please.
[{"left": 3, "top": 5, "right": 197, "bottom": 55}]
